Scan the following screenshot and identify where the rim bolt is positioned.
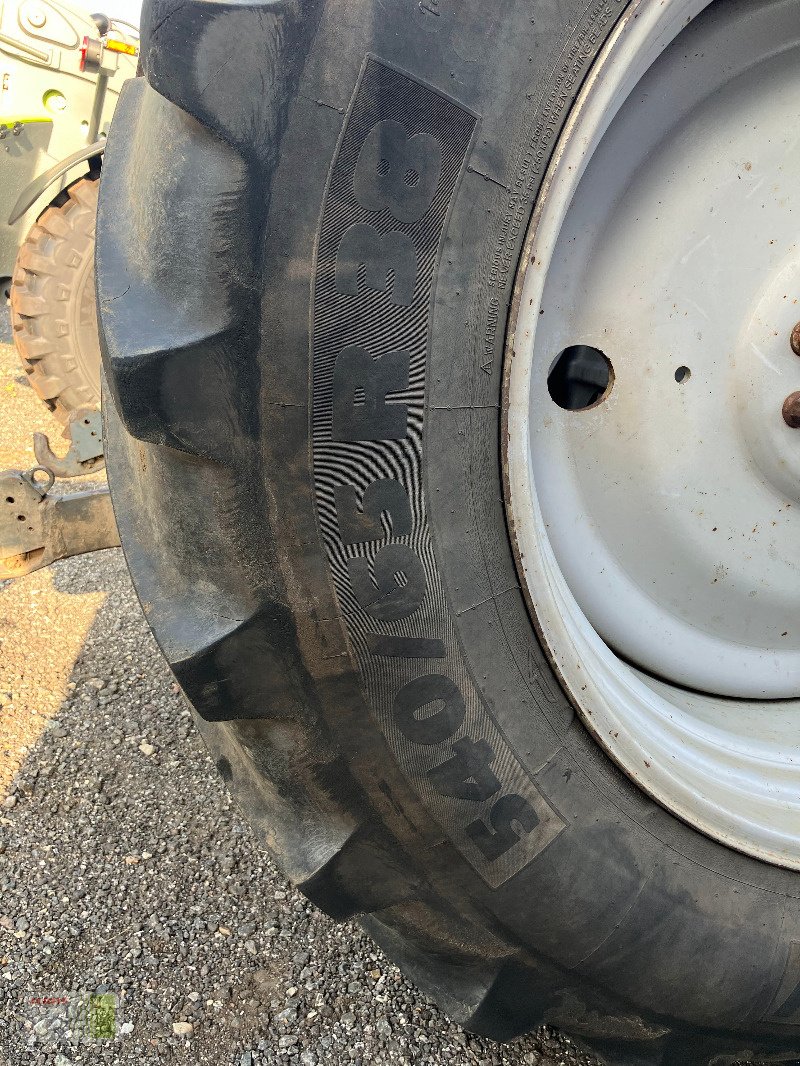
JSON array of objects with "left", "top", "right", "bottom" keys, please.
[
  {"left": 792, "top": 321, "right": 800, "bottom": 357},
  {"left": 783, "top": 392, "right": 800, "bottom": 428}
]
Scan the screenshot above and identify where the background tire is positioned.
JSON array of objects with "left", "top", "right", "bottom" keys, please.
[
  {"left": 11, "top": 177, "right": 101, "bottom": 422},
  {"left": 96, "top": 2, "right": 800, "bottom": 1063}
]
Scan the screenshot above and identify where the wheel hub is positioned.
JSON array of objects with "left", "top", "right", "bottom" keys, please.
[
  {"left": 505, "top": 0, "right": 800, "bottom": 866},
  {"left": 531, "top": 1, "right": 800, "bottom": 699}
]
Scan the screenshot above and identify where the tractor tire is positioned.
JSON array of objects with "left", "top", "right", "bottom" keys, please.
[
  {"left": 95, "top": 1, "right": 800, "bottom": 1063},
  {"left": 11, "top": 177, "right": 101, "bottom": 422}
]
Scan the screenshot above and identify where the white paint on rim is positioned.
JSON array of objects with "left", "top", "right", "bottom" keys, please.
[{"left": 505, "top": 0, "right": 800, "bottom": 866}]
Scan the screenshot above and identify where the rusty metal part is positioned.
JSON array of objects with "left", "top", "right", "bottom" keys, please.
[
  {"left": 782, "top": 391, "right": 800, "bottom": 429},
  {"left": 0, "top": 470, "right": 119, "bottom": 580},
  {"left": 33, "top": 407, "right": 106, "bottom": 479},
  {"left": 792, "top": 321, "right": 800, "bottom": 358}
]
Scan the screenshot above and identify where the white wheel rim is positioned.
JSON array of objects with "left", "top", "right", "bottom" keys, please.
[{"left": 505, "top": 0, "right": 800, "bottom": 866}]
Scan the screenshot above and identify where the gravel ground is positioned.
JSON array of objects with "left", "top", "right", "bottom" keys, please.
[{"left": 0, "top": 323, "right": 604, "bottom": 1066}]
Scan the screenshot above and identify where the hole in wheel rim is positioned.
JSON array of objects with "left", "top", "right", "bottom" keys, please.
[{"left": 547, "top": 346, "right": 613, "bottom": 410}]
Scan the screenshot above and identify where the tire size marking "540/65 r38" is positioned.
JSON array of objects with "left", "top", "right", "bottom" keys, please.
[{"left": 311, "top": 57, "right": 565, "bottom": 888}]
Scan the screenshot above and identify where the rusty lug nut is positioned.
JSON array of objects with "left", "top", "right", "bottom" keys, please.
[
  {"left": 792, "top": 322, "right": 800, "bottom": 358},
  {"left": 783, "top": 392, "right": 800, "bottom": 429}
]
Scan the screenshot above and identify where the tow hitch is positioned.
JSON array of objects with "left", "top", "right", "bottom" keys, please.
[{"left": 0, "top": 407, "right": 119, "bottom": 579}]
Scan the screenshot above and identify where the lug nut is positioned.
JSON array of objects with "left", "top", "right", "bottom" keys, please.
[
  {"left": 792, "top": 322, "right": 800, "bottom": 358},
  {"left": 783, "top": 391, "right": 800, "bottom": 428}
]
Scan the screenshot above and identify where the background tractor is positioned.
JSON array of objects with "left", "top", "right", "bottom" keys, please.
[{"left": 1, "top": 0, "right": 137, "bottom": 424}]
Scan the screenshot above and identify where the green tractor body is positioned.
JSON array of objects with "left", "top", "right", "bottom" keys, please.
[{"left": 1, "top": 0, "right": 137, "bottom": 277}]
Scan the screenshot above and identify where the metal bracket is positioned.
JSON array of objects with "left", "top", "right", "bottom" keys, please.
[
  {"left": 0, "top": 470, "right": 120, "bottom": 580},
  {"left": 33, "top": 406, "right": 106, "bottom": 479},
  {"left": 0, "top": 409, "right": 118, "bottom": 580}
]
